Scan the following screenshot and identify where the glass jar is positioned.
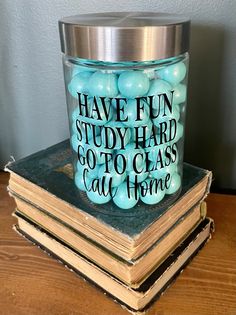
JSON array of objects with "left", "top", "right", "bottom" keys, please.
[{"left": 59, "top": 12, "right": 190, "bottom": 212}]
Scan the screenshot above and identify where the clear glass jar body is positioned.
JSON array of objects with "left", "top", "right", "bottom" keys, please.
[{"left": 63, "top": 53, "right": 189, "bottom": 212}]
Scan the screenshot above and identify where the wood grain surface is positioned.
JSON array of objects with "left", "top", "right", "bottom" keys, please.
[{"left": 0, "top": 171, "right": 236, "bottom": 315}]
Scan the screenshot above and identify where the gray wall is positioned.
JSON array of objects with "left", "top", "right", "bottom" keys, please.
[{"left": 0, "top": 0, "right": 236, "bottom": 189}]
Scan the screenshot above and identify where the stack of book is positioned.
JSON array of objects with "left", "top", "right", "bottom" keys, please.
[{"left": 6, "top": 140, "right": 214, "bottom": 313}]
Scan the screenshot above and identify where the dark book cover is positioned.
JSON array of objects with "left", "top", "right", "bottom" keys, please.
[
  {"left": 6, "top": 140, "right": 212, "bottom": 237},
  {"left": 14, "top": 215, "right": 214, "bottom": 313}
]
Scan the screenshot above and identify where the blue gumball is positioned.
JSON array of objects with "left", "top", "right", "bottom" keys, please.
[
  {"left": 110, "top": 94, "right": 124, "bottom": 108},
  {"left": 148, "top": 79, "right": 173, "bottom": 110},
  {"left": 77, "top": 161, "right": 100, "bottom": 180},
  {"left": 127, "top": 168, "right": 148, "bottom": 183},
  {"left": 88, "top": 72, "right": 118, "bottom": 97},
  {"left": 122, "top": 99, "right": 149, "bottom": 127},
  {"left": 113, "top": 182, "right": 139, "bottom": 209},
  {"left": 166, "top": 172, "right": 181, "bottom": 194},
  {"left": 118, "top": 71, "right": 150, "bottom": 98},
  {"left": 101, "top": 121, "right": 130, "bottom": 150},
  {"left": 86, "top": 136, "right": 113, "bottom": 164},
  {"left": 86, "top": 189, "right": 112, "bottom": 204},
  {"left": 77, "top": 97, "right": 113, "bottom": 126},
  {"left": 72, "top": 119, "right": 101, "bottom": 140},
  {"left": 173, "top": 84, "right": 187, "bottom": 105},
  {"left": 98, "top": 161, "right": 126, "bottom": 188},
  {"left": 153, "top": 104, "right": 180, "bottom": 127},
  {"left": 89, "top": 97, "right": 113, "bottom": 125},
  {"left": 72, "top": 66, "right": 83, "bottom": 77},
  {"left": 149, "top": 161, "right": 177, "bottom": 179},
  {"left": 157, "top": 62, "right": 186, "bottom": 86},
  {"left": 139, "top": 178, "right": 165, "bottom": 205},
  {"left": 70, "top": 133, "right": 85, "bottom": 152},
  {"left": 72, "top": 64, "right": 95, "bottom": 77},
  {"left": 117, "top": 143, "right": 145, "bottom": 172},
  {"left": 144, "top": 138, "right": 167, "bottom": 162},
  {"left": 130, "top": 119, "right": 153, "bottom": 143},
  {"left": 68, "top": 71, "right": 93, "bottom": 98},
  {"left": 74, "top": 171, "right": 90, "bottom": 192}
]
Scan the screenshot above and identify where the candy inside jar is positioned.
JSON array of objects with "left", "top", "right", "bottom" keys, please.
[{"left": 59, "top": 12, "right": 190, "bottom": 211}]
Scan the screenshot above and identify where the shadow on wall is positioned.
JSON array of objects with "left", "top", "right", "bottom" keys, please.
[{"left": 184, "top": 23, "right": 234, "bottom": 191}]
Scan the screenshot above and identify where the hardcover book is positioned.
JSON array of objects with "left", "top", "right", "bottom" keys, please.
[
  {"left": 6, "top": 140, "right": 212, "bottom": 262},
  {"left": 14, "top": 214, "right": 214, "bottom": 312},
  {"left": 13, "top": 198, "right": 206, "bottom": 287}
]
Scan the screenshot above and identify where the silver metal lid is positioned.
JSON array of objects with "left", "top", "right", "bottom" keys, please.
[{"left": 59, "top": 12, "right": 190, "bottom": 62}]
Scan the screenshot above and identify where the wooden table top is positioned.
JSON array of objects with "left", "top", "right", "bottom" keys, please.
[{"left": 1, "top": 171, "right": 236, "bottom": 315}]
